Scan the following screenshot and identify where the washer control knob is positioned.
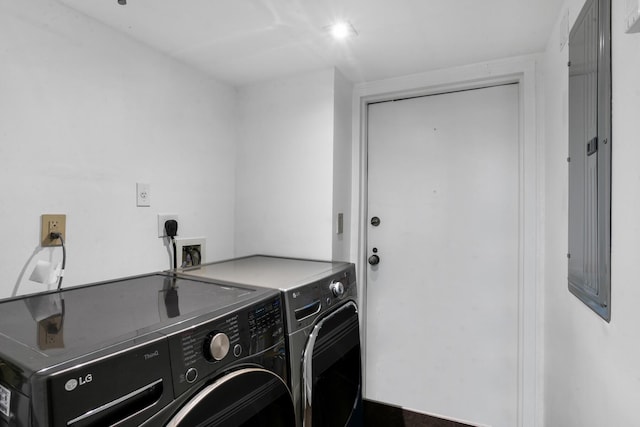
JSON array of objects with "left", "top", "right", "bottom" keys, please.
[
  {"left": 233, "top": 344, "right": 242, "bottom": 357},
  {"left": 206, "top": 332, "right": 230, "bottom": 361},
  {"left": 185, "top": 368, "right": 198, "bottom": 383},
  {"left": 329, "top": 280, "right": 345, "bottom": 298}
]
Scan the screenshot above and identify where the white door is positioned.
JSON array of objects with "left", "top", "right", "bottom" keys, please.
[{"left": 365, "top": 84, "right": 520, "bottom": 427}]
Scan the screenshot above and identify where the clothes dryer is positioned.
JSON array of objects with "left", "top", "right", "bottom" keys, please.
[
  {"left": 0, "top": 273, "right": 294, "bottom": 427},
  {"left": 177, "top": 255, "right": 363, "bottom": 427}
]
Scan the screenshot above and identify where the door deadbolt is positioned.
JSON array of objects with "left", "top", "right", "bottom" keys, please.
[{"left": 370, "top": 216, "right": 381, "bottom": 227}]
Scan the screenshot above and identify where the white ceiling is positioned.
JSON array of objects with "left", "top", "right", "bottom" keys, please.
[{"left": 56, "top": 0, "right": 564, "bottom": 87}]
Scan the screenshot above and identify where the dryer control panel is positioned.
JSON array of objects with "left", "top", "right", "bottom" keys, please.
[
  {"left": 284, "top": 264, "right": 357, "bottom": 333},
  {"left": 167, "top": 295, "right": 284, "bottom": 397}
]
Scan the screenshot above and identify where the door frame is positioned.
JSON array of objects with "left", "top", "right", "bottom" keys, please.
[{"left": 350, "top": 55, "right": 542, "bottom": 427}]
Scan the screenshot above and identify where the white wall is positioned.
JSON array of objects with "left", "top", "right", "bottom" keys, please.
[
  {"left": 0, "top": 0, "right": 237, "bottom": 298},
  {"left": 234, "top": 69, "right": 336, "bottom": 260},
  {"left": 542, "top": 0, "right": 640, "bottom": 425},
  {"left": 332, "top": 69, "right": 353, "bottom": 262}
]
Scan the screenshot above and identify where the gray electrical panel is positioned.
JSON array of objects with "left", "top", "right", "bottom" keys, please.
[{"left": 567, "top": 0, "right": 611, "bottom": 321}]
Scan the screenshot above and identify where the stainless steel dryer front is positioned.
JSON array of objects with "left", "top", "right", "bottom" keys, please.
[{"left": 177, "top": 255, "right": 363, "bottom": 427}]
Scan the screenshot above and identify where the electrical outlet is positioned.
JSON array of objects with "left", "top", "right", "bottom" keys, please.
[
  {"left": 158, "top": 214, "right": 179, "bottom": 237},
  {"left": 41, "top": 214, "right": 66, "bottom": 247},
  {"left": 136, "top": 182, "right": 151, "bottom": 207}
]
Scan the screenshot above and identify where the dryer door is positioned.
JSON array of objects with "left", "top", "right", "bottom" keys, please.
[
  {"left": 302, "top": 302, "right": 362, "bottom": 427},
  {"left": 166, "top": 368, "right": 295, "bottom": 427}
]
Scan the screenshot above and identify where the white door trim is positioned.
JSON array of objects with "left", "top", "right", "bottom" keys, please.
[{"left": 350, "top": 54, "right": 542, "bottom": 427}]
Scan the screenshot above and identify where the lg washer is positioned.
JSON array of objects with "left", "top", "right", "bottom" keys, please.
[
  {"left": 0, "top": 272, "right": 295, "bottom": 427},
  {"left": 177, "top": 255, "right": 363, "bottom": 427}
]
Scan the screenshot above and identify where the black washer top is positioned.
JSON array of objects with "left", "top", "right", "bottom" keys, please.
[{"left": 0, "top": 273, "right": 273, "bottom": 374}]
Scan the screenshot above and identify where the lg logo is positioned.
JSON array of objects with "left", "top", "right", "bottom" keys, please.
[{"left": 64, "top": 374, "right": 93, "bottom": 392}]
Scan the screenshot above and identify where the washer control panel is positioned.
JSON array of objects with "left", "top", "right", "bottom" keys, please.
[
  {"left": 286, "top": 264, "right": 356, "bottom": 332},
  {"left": 168, "top": 294, "right": 284, "bottom": 396}
]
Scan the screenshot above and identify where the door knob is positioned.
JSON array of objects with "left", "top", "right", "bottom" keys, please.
[{"left": 368, "top": 254, "right": 380, "bottom": 265}]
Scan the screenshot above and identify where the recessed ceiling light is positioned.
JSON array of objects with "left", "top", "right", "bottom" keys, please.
[{"left": 327, "top": 21, "right": 358, "bottom": 40}]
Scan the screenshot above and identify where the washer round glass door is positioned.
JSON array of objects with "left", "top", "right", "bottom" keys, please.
[{"left": 167, "top": 368, "right": 295, "bottom": 427}]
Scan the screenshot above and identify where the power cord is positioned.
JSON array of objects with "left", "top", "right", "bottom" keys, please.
[
  {"left": 50, "top": 232, "right": 66, "bottom": 291},
  {"left": 164, "top": 220, "right": 178, "bottom": 270},
  {"left": 172, "top": 239, "right": 177, "bottom": 270}
]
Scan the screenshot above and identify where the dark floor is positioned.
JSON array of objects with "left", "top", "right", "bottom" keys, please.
[{"left": 363, "top": 399, "right": 474, "bottom": 427}]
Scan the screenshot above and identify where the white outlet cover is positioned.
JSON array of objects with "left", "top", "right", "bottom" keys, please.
[
  {"left": 136, "top": 183, "right": 151, "bottom": 207},
  {"left": 158, "top": 214, "right": 179, "bottom": 237}
]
